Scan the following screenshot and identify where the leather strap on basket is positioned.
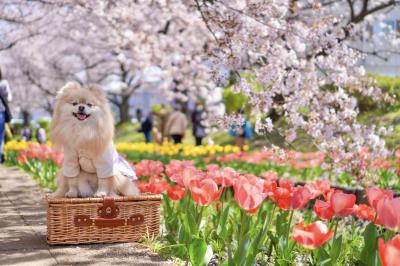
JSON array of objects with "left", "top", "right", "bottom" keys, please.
[
  {"left": 98, "top": 197, "right": 119, "bottom": 218},
  {"left": 74, "top": 197, "right": 144, "bottom": 228}
]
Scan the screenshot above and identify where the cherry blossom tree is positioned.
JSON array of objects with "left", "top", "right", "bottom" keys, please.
[
  {"left": 1, "top": 0, "right": 399, "bottom": 179},
  {"left": 1, "top": 0, "right": 218, "bottom": 123},
  {"left": 193, "top": 0, "right": 398, "bottom": 180}
]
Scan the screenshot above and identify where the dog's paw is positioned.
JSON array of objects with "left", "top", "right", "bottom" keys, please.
[
  {"left": 94, "top": 190, "right": 108, "bottom": 197},
  {"left": 108, "top": 191, "right": 119, "bottom": 197},
  {"left": 65, "top": 190, "right": 78, "bottom": 198},
  {"left": 80, "top": 190, "right": 94, "bottom": 198},
  {"left": 79, "top": 187, "right": 94, "bottom": 198}
]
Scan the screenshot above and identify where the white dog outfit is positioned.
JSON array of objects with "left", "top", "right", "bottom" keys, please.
[{"left": 62, "top": 143, "right": 137, "bottom": 180}]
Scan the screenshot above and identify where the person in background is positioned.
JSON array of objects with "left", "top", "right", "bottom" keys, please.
[
  {"left": 139, "top": 112, "right": 153, "bottom": 143},
  {"left": 21, "top": 125, "right": 32, "bottom": 141},
  {"left": 36, "top": 126, "right": 46, "bottom": 144},
  {"left": 229, "top": 110, "right": 253, "bottom": 151},
  {"left": 153, "top": 104, "right": 170, "bottom": 143},
  {"left": 135, "top": 108, "right": 142, "bottom": 123},
  {"left": 0, "top": 67, "right": 12, "bottom": 163},
  {"left": 164, "top": 104, "right": 188, "bottom": 144},
  {"left": 191, "top": 104, "right": 206, "bottom": 146}
]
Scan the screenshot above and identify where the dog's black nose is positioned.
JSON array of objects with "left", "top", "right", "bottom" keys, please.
[{"left": 78, "top": 106, "right": 85, "bottom": 112}]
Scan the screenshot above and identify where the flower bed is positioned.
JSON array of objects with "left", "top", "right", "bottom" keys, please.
[
  {"left": 4, "top": 141, "right": 400, "bottom": 264},
  {"left": 136, "top": 160, "right": 400, "bottom": 265}
]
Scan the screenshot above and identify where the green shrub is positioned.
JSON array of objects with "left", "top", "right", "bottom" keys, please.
[
  {"left": 357, "top": 75, "right": 400, "bottom": 113},
  {"left": 37, "top": 119, "right": 50, "bottom": 131}
]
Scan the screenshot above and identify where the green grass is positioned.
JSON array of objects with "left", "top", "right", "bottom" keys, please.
[
  {"left": 115, "top": 105, "right": 400, "bottom": 152},
  {"left": 359, "top": 108, "right": 400, "bottom": 149},
  {"left": 115, "top": 122, "right": 236, "bottom": 146}
]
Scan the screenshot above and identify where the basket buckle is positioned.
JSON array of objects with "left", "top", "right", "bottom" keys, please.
[{"left": 97, "top": 197, "right": 119, "bottom": 218}]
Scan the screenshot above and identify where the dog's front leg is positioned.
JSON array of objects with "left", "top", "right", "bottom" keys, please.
[
  {"left": 65, "top": 177, "right": 79, "bottom": 198},
  {"left": 94, "top": 176, "right": 113, "bottom": 197},
  {"left": 49, "top": 172, "right": 68, "bottom": 198}
]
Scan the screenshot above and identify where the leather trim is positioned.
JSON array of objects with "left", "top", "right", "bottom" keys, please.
[
  {"left": 74, "top": 214, "right": 145, "bottom": 228},
  {"left": 98, "top": 197, "right": 119, "bottom": 218}
]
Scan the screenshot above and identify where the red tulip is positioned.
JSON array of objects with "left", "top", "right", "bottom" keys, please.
[
  {"left": 233, "top": 176, "right": 267, "bottom": 214},
  {"left": 395, "top": 149, "right": 400, "bottom": 159},
  {"left": 376, "top": 197, "right": 400, "bottom": 232},
  {"left": 134, "top": 160, "right": 164, "bottom": 178},
  {"left": 270, "top": 179, "right": 293, "bottom": 202},
  {"left": 261, "top": 170, "right": 278, "bottom": 182},
  {"left": 138, "top": 181, "right": 150, "bottom": 193},
  {"left": 291, "top": 221, "right": 334, "bottom": 249},
  {"left": 313, "top": 190, "right": 355, "bottom": 219},
  {"left": 271, "top": 180, "right": 312, "bottom": 210},
  {"left": 167, "top": 185, "right": 186, "bottom": 201},
  {"left": 372, "top": 159, "right": 392, "bottom": 169},
  {"left": 205, "top": 164, "right": 220, "bottom": 172},
  {"left": 165, "top": 160, "right": 195, "bottom": 185},
  {"left": 378, "top": 235, "right": 400, "bottom": 266},
  {"left": 276, "top": 186, "right": 312, "bottom": 210},
  {"left": 189, "top": 178, "right": 221, "bottom": 206},
  {"left": 168, "top": 164, "right": 204, "bottom": 187},
  {"left": 138, "top": 177, "right": 169, "bottom": 194},
  {"left": 182, "top": 167, "right": 206, "bottom": 188},
  {"left": 353, "top": 204, "right": 375, "bottom": 221},
  {"left": 17, "top": 152, "right": 28, "bottom": 165},
  {"left": 313, "top": 200, "right": 334, "bottom": 220},
  {"left": 366, "top": 187, "right": 393, "bottom": 210},
  {"left": 208, "top": 167, "right": 238, "bottom": 187},
  {"left": 215, "top": 201, "right": 222, "bottom": 211},
  {"left": 263, "top": 179, "right": 277, "bottom": 196},
  {"left": 330, "top": 190, "right": 356, "bottom": 216},
  {"left": 305, "top": 179, "right": 331, "bottom": 199},
  {"left": 26, "top": 145, "right": 38, "bottom": 159}
]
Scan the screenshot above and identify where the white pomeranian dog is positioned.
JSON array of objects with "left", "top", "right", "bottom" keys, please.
[{"left": 49, "top": 82, "right": 140, "bottom": 198}]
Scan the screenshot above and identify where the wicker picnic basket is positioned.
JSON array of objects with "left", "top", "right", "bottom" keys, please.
[{"left": 47, "top": 195, "right": 162, "bottom": 245}]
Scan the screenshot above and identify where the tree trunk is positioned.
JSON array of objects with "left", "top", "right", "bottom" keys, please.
[
  {"left": 118, "top": 95, "right": 131, "bottom": 124},
  {"left": 22, "top": 110, "right": 30, "bottom": 126}
]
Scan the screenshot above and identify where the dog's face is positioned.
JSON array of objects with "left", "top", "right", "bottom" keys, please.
[
  {"left": 51, "top": 82, "right": 114, "bottom": 154},
  {"left": 59, "top": 85, "right": 103, "bottom": 123}
]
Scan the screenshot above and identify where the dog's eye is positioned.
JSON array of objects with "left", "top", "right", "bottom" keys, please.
[
  {"left": 72, "top": 102, "right": 78, "bottom": 106},
  {"left": 87, "top": 103, "right": 93, "bottom": 107}
]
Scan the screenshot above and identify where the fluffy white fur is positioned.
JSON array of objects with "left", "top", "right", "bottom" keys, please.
[{"left": 49, "top": 82, "right": 139, "bottom": 198}]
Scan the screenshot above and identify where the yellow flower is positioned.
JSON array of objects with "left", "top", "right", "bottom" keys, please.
[{"left": 4, "top": 140, "right": 29, "bottom": 151}]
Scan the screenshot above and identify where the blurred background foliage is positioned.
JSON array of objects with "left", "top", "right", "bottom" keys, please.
[
  {"left": 221, "top": 74, "right": 400, "bottom": 150},
  {"left": 9, "top": 75, "right": 400, "bottom": 151}
]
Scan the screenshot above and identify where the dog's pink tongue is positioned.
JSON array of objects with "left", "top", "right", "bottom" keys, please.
[{"left": 77, "top": 113, "right": 87, "bottom": 120}]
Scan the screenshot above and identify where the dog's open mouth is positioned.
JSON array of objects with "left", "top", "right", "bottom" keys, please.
[{"left": 73, "top": 112, "right": 90, "bottom": 121}]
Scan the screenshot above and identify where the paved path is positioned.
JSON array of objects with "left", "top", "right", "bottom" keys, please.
[{"left": 0, "top": 166, "right": 172, "bottom": 266}]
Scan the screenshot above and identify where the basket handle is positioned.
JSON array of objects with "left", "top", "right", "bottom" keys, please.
[
  {"left": 74, "top": 214, "right": 144, "bottom": 228},
  {"left": 74, "top": 197, "right": 144, "bottom": 228}
]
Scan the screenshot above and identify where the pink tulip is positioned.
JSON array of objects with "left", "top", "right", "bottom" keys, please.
[
  {"left": 313, "top": 190, "right": 355, "bottom": 219},
  {"left": 378, "top": 235, "right": 400, "bottom": 266},
  {"left": 376, "top": 197, "right": 400, "bottom": 232},
  {"left": 189, "top": 178, "right": 221, "bottom": 206},
  {"left": 134, "top": 160, "right": 164, "bottom": 178},
  {"left": 233, "top": 176, "right": 267, "bottom": 214},
  {"left": 366, "top": 187, "right": 393, "bottom": 210},
  {"left": 291, "top": 221, "right": 334, "bottom": 249}
]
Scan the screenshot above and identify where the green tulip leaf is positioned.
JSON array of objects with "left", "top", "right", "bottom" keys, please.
[
  {"left": 360, "top": 222, "right": 378, "bottom": 266},
  {"left": 188, "top": 237, "right": 213, "bottom": 266}
]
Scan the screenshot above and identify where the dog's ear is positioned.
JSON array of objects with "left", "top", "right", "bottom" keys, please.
[
  {"left": 57, "top": 81, "right": 80, "bottom": 97},
  {"left": 87, "top": 83, "right": 107, "bottom": 102}
]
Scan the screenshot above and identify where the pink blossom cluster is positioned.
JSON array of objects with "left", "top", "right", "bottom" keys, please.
[
  {"left": 213, "top": 149, "right": 325, "bottom": 169},
  {"left": 194, "top": 1, "right": 393, "bottom": 177}
]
